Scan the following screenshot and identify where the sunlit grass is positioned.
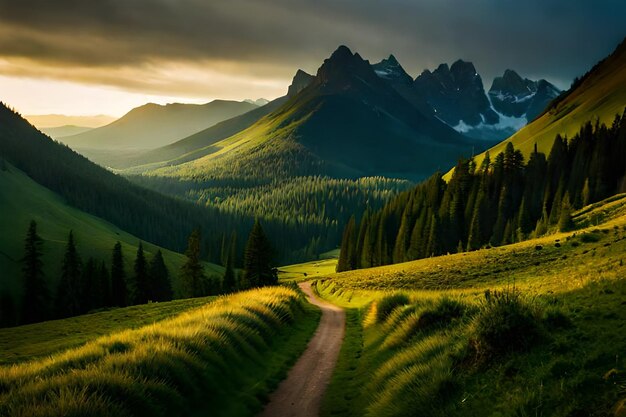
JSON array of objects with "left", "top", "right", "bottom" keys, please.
[
  {"left": 0, "top": 286, "right": 319, "bottom": 417},
  {"left": 318, "top": 202, "right": 626, "bottom": 416}
]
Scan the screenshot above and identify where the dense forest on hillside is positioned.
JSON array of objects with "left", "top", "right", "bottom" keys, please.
[
  {"left": 131, "top": 175, "right": 409, "bottom": 261},
  {"left": 338, "top": 110, "right": 626, "bottom": 271}
]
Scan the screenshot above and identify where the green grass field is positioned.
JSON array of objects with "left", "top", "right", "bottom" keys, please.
[
  {"left": 0, "top": 286, "right": 321, "bottom": 417},
  {"left": 312, "top": 198, "right": 626, "bottom": 416},
  {"left": 0, "top": 164, "right": 222, "bottom": 301},
  {"left": 0, "top": 296, "right": 214, "bottom": 365},
  {"left": 277, "top": 249, "right": 339, "bottom": 282}
]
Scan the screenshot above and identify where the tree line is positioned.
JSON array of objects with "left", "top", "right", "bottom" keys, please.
[
  {"left": 338, "top": 111, "right": 626, "bottom": 272},
  {"left": 3, "top": 219, "right": 277, "bottom": 327}
]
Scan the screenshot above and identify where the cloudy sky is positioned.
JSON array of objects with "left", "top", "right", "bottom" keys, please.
[{"left": 0, "top": 0, "right": 624, "bottom": 117}]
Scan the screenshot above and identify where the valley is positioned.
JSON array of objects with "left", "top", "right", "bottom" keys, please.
[{"left": 0, "top": 5, "right": 624, "bottom": 415}]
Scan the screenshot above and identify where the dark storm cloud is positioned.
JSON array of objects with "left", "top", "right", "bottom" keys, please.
[{"left": 0, "top": 0, "right": 624, "bottom": 91}]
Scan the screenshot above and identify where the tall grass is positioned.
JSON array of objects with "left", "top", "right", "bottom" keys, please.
[{"left": 0, "top": 287, "right": 305, "bottom": 417}]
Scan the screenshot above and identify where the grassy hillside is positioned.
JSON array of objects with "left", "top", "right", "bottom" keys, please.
[
  {"left": 0, "top": 163, "right": 222, "bottom": 303},
  {"left": 0, "top": 296, "right": 214, "bottom": 365},
  {"left": 312, "top": 197, "right": 626, "bottom": 416},
  {"left": 445, "top": 37, "right": 626, "bottom": 180},
  {"left": 116, "top": 96, "right": 289, "bottom": 171},
  {"left": 0, "top": 286, "right": 321, "bottom": 417}
]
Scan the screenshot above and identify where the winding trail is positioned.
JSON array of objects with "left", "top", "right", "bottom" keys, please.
[{"left": 259, "top": 282, "right": 345, "bottom": 417}]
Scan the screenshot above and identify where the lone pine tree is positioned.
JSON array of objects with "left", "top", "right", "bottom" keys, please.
[
  {"left": 149, "top": 250, "right": 172, "bottom": 302},
  {"left": 56, "top": 231, "right": 82, "bottom": 318},
  {"left": 180, "top": 228, "right": 206, "bottom": 298},
  {"left": 133, "top": 242, "right": 150, "bottom": 304},
  {"left": 20, "top": 220, "right": 49, "bottom": 324},
  {"left": 110, "top": 241, "right": 127, "bottom": 307},
  {"left": 243, "top": 220, "right": 276, "bottom": 288}
]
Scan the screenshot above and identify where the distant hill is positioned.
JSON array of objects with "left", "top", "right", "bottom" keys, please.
[
  {"left": 40, "top": 125, "right": 92, "bottom": 139},
  {"left": 449, "top": 36, "right": 626, "bottom": 179},
  {"left": 146, "top": 45, "right": 475, "bottom": 182},
  {"left": 25, "top": 114, "right": 115, "bottom": 129},
  {"left": 60, "top": 99, "right": 259, "bottom": 151}
]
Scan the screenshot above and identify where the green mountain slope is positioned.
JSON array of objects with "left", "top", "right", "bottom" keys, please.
[
  {"left": 0, "top": 163, "right": 222, "bottom": 304},
  {"left": 146, "top": 46, "right": 475, "bottom": 182},
  {"left": 114, "top": 70, "right": 315, "bottom": 171},
  {"left": 60, "top": 99, "right": 258, "bottom": 152},
  {"left": 446, "top": 37, "right": 626, "bottom": 179}
]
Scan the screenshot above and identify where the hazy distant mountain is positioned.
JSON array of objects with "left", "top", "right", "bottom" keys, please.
[
  {"left": 26, "top": 114, "right": 115, "bottom": 129},
  {"left": 40, "top": 125, "right": 93, "bottom": 139},
  {"left": 60, "top": 99, "right": 259, "bottom": 151},
  {"left": 145, "top": 45, "right": 476, "bottom": 181},
  {"left": 488, "top": 70, "right": 560, "bottom": 121},
  {"left": 245, "top": 98, "right": 270, "bottom": 106}
]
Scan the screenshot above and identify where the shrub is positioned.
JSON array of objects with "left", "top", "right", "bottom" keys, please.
[
  {"left": 417, "top": 298, "right": 470, "bottom": 330},
  {"left": 579, "top": 232, "right": 602, "bottom": 243},
  {"left": 543, "top": 308, "right": 573, "bottom": 329},
  {"left": 470, "top": 289, "right": 544, "bottom": 361},
  {"left": 376, "top": 293, "right": 410, "bottom": 323}
]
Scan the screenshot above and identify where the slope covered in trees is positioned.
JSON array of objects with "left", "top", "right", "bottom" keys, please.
[{"left": 339, "top": 111, "right": 626, "bottom": 271}]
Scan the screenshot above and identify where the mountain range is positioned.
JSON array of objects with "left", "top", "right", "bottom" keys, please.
[
  {"left": 410, "top": 61, "right": 560, "bottom": 141},
  {"left": 136, "top": 45, "right": 477, "bottom": 182}
]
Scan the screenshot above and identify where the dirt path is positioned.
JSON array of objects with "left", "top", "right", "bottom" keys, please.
[{"left": 258, "top": 282, "right": 345, "bottom": 417}]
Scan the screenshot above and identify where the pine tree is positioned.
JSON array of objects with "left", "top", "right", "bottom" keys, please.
[
  {"left": 243, "top": 220, "right": 276, "bottom": 287},
  {"left": 180, "top": 229, "right": 206, "bottom": 298},
  {"left": 56, "top": 231, "right": 82, "bottom": 318},
  {"left": 110, "top": 242, "right": 127, "bottom": 307},
  {"left": 149, "top": 250, "right": 172, "bottom": 301},
  {"left": 222, "top": 251, "right": 237, "bottom": 293},
  {"left": 133, "top": 243, "right": 150, "bottom": 304},
  {"left": 97, "top": 261, "right": 111, "bottom": 308},
  {"left": 337, "top": 216, "right": 356, "bottom": 272},
  {"left": 20, "top": 220, "right": 48, "bottom": 324},
  {"left": 582, "top": 178, "right": 591, "bottom": 207},
  {"left": 558, "top": 193, "right": 574, "bottom": 232},
  {"left": 426, "top": 214, "right": 440, "bottom": 257},
  {"left": 81, "top": 258, "right": 99, "bottom": 312}
]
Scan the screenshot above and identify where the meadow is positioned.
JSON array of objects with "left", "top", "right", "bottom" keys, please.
[
  {"left": 312, "top": 197, "right": 626, "bottom": 417},
  {"left": 0, "top": 286, "right": 320, "bottom": 417},
  {"left": 0, "top": 296, "right": 214, "bottom": 365}
]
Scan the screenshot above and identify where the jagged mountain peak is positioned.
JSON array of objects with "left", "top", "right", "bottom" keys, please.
[
  {"left": 372, "top": 54, "right": 413, "bottom": 84},
  {"left": 489, "top": 70, "right": 561, "bottom": 119},
  {"left": 287, "top": 69, "right": 314, "bottom": 97},
  {"left": 315, "top": 45, "right": 380, "bottom": 90}
]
